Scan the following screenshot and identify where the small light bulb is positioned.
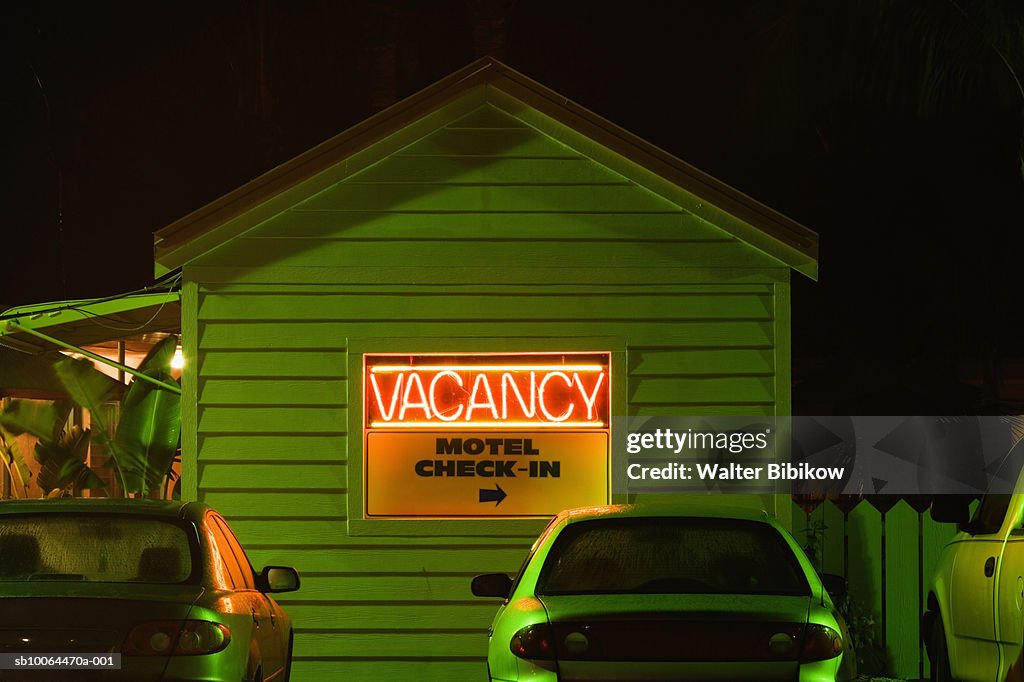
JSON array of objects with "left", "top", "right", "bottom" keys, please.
[{"left": 172, "top": 346, "right": 184, "bottom": 369}]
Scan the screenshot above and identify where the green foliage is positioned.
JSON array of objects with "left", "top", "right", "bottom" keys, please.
[
  {"left": 0, "top": 399, "right": 98, "bottom": 495},
  {"left": 0, "top": 428, "right": 32, "bottom": 497},
  {"left": 840, "top": 594, "right": 889, "bottom": 675},
  {"left": 113, "top": 336, "right": 181, "bottom": 495},
  {"left": 0, "top": 335, "right": 181, "bottom": 499},
  {"left": 800, "top": 516, "right": 828, "bottom": 570},
  {"left": 52, "top": 358, "right": 118, "bottom": 420},
  {"left": 35, "top": 425, "right": 104, "bottom": 492},
  {"left": 800, "top": 510, "right": 889, "bottom": 676},
  {"left": 51, "top": 357, "right": 124, "bottom": 491},
  {"left": 0, "top": 399, "right": 71, "bottom": 442},
  {"left": 134, "top": 335, "right": 178, "bottom": 383}
]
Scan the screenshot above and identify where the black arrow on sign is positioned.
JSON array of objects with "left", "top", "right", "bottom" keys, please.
[{"left": 479, "top": 485, "right": 507, "bottom": 506}]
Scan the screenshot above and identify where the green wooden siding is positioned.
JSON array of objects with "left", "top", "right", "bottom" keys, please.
[
  {"left": 187, "top": 104, "right": 792, "bottom": 681},
  {"left": 243, "top": 209, "right": 729, "bottom": 239}
]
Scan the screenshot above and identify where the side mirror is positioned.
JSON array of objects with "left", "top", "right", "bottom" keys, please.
[
  {"left": 471, "top": 573, "right": 512, "bottom": 598},
  {"left": 931, "top": 496, "right": 970, "bottom": 525},
  {"left": 257, "top": 566, "right": 301, "bottom": 593},
  {"left": 819, "top": 573, "right": 848, "bottom": 601}
]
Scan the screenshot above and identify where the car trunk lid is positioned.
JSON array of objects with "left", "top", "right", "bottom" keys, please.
[{"left": 0, "top": 585, "right": 204, "bottom": 680}]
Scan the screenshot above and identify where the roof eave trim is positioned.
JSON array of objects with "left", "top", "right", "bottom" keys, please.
[
  {"left": 481, "top": 75, "right": 818, "bottom": 279},
  {"left": 153, "top": 57, "right": 818, "bottom": 279}
]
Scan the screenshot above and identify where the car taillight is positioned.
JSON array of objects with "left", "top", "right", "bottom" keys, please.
[
  {"left": 510, "top": 623, "right": 556, "bottom": 660},
  {"left": 123, "top": 620, "right": 231, "bottom": 656},
  {"left": 800, "top": 624, "right": 843, "bottom": 661}
]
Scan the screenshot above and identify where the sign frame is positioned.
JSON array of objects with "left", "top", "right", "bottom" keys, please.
[{"left": 345, "top": 337, "right": 627, "bottom": 536}]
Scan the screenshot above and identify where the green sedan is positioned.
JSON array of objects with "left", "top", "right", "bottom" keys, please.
[
  {"left": 0, "top": 499, "right": 299, "bottom": 681},
  {"left": 472, "top": 504, "right": 856, "bottom": 682}
]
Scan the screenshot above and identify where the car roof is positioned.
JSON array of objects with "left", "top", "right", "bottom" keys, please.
[
  {"left": 557, "top": 503, "right": 774, "bottom": 524},
  {"left": 0, "top": 498, "right": 203, "bottom": 522}
]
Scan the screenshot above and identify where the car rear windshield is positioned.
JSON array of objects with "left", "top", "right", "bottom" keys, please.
[
  {"left": 0, "top": 515, "right": 194, "bottom": 584},
  {"left": 536, "top": 517, "right": 810, "bottom": 596}
]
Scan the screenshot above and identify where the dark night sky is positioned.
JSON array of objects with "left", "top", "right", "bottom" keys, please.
[{"left": 3, "top": 1, "right": 1024, "bottom": 413}]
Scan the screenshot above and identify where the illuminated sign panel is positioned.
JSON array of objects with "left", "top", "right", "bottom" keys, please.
[
  {"left": 363, "top": 352, "right": 610, "bottom": 517},
  {"left": 366, "top": 358, "right": 608, "bottom": 427}
]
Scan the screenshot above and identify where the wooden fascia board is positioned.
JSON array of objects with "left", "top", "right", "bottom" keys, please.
[{"left": 484, "top": 74, "right": 819, "bottom": 280}]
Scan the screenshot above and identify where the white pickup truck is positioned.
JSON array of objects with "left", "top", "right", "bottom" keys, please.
[{"left": 924, "top": 451, "right": 1024, "bottom": 682}]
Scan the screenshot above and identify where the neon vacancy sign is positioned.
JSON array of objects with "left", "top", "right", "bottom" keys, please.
[{"left": 364, "top": 353, "right": 610, "bottom": 428}]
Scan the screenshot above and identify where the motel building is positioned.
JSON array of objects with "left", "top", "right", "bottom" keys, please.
[{"left": 1, "top": 59, "right": 818, "bottom": 681}]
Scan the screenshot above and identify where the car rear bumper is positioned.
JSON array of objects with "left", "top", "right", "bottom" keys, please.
[
  {"left": 490, "top": 657, "right": 848, "bottom": 682},
  {"left": 555, "top": 660, "right": 800, "bottom": 680},
  {"left": 0, "top": 655, "right": 253, "bottom": 682}
]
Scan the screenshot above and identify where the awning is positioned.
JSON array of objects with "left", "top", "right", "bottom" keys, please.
[
  {"left": 0, "top": 290, "right": 182, "bottom": 395},
  {"left": 0, "top": 290, "right": 181, "bottom": 355}
]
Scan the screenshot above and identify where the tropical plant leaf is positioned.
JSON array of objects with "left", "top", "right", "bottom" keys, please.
[
  {"left": 122, "top": 335, "right": 179, "bottom": 413},
  {"left": 77, "top": 464, "right": 105, "bottom": 490},
  {"left": 139, "top": 334, "right": 179, "bottom": 374},
  {"left": 63, "top": 424, "right": 91, "bottom": 461},
  {"left": 33, "top": 341, "right": 183, "bottom": 498},
  {"left": 0, "top": 452, "right": 21, "bottom": 497},
  {"left": 53, "top": 358, "right": 118, "bottom": 425},
  {"left": 5, "top": 433, "right": 32, "bottom": 490},
  {"left": 36, "top": 456, "right": 104, "bottom": 493},
  {"left": 52, "top": 357, "right": 128, "bottom": 490},
  {"left": 114, "top": 370, "right": 181, "bottom": 495},
  {"left": 0, "top": 400, "right": 71, "bottom": 442},
  {"left": 0, "top": 429, "right": 32, "bottom": 497},
  {"left": 34, "top": 426, "right": 103, "bottom": 493}
]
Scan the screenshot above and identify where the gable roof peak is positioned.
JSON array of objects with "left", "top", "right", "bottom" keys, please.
[{"left": 154, "top": 58, "right": 817, "bottom": 279}]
